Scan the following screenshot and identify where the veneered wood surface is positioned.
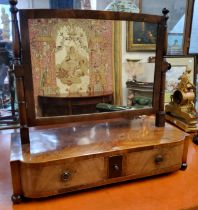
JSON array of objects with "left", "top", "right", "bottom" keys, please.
[
  {"left": 9, "top": 117, "right": 187, "bottom": 198},
  {"left": 19, "top": 144, "right": 183, "bottom": 198},
  {"left": 1, "top": 130, "right": 198, "bottom": 210},
  {"left": 126, "top": 144, "right": 183, "bottom": 176},
  {"left": 19, "top": 9, "right": 164, "bottom": 23},
  {"left": 10, "top": 117, "right": 187, "bottom": 163},
  {"left": 20, "top": 157, "right": 105, "bottom": 198}
]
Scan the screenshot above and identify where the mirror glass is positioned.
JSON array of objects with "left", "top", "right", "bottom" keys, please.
[{"left": 28, "top": 18, "right": 156, "bottom": 117}]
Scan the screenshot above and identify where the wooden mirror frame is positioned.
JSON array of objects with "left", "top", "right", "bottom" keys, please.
[{"left": 10, "top": 1, "right": 169, "bottom": 143}]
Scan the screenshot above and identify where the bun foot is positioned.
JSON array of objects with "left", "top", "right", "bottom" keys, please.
[
  {"left": 193, "top": 134, "right": 198, "bottom": 145},
  {"left": 11, "top": 194, "right": 22, "bottom": 204},
  {"left": 180, "top": 163, "right": 187, "bottom": 170}
]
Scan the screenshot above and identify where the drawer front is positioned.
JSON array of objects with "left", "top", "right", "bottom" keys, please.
[
  {"left": 20, "top": 144, "right": 184, "bottom": 198},
  {"left": 126, "top": 144, "right": 183, "bottom": 176},
  {"left": 21, "top": 157, "right": 105, "bottom": 197}
]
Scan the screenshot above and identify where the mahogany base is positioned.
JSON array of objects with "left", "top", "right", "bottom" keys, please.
[{"left": 10, "top": 117, "right": 189, "bottom": 202}]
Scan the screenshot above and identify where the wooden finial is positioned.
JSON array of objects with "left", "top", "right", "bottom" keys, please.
[
  {"left": 162, "top": 8, "right": 169, "bottom": 15},
  {"left": 162, "top": 8, "right": 169, "bottom": 22},
  {"left": 9, "top": 0, "right": 18, "bottom": 13},
  {"left": 9, "top": 0, "right": 18, "bottom": 6}
]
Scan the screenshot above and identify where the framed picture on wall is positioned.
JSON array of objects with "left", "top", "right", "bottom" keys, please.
[
  {"left": 164, "top": 56, "right": 196, "bottom": 103},
  {"left": 167, "top": 33, "right": 183, "bottom": 55},
  {"left": 126, "top": 21, "right": 157, "bottom": 51}
]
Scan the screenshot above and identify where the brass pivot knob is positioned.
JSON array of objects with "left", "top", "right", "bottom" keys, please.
[
  {"left": 155, "top": 155, "right": 163, "bottom": 164},
  {"left": 61, "top": 172, "right": 71, "bottom": 181},
  {"left": 113, "top": 164, "right": 120, "bottom": 171}
]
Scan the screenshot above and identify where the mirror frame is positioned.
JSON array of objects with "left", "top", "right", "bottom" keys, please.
[{"left": 11, "top": 7, "right": 168, "bottom": 127}]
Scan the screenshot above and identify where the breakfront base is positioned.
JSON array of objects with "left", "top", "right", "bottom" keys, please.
[{"left": 10, "top": 117, "right": 189, "bottom": 202}]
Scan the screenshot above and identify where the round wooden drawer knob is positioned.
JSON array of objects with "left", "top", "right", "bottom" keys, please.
[
  {"left": 113, "top": 164, "right": 120, "bottom": 171},
  {"left": 155, "top": 155, "right": 163, "bottom": 164},
  {"left": 61, "top": 172, "right": 71, "bottom": 181}
]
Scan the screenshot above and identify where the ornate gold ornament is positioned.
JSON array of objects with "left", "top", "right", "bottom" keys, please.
[{"left": 165, "top": 69, "right": 197, "bottom": 132}]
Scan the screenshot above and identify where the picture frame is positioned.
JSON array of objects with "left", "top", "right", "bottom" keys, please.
[
  {"left": 164, "top": 56, "right": 196, "bottom": 103},
  {"left": 126, "top": 21, "right": 157, "bottom": 51},
  {"left": 167, "top": 33, "right": 183, "bottom": 55}
]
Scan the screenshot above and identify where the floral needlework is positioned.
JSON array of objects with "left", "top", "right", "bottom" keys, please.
[{"left": 28, "top": 19, "right": 114, "bottom": 114}]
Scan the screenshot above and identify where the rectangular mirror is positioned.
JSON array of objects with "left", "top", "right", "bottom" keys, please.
[{"left": 17, "top": 10, "right": 166, "bottom": 126}]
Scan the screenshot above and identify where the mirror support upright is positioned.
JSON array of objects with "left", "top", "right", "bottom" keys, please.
[
  {"left": 155, "top": 8, "right": 170, "bottom": 127},
  {"left": 10, "top": 0, "right": 30, "bottom": 144}
]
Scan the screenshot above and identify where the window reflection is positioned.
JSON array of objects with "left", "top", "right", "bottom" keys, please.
[
  {"left": 189, "top": 0, "right": 198, "bottom": 54},
  {"left": 0, "top": 4, "right": 11, "bottom": 41},
  {"left": 0, "top": 4, "right": 18, "bottom": 127},
  {"left": 141, "top": 0, "right": 186, "bottom": 55}
]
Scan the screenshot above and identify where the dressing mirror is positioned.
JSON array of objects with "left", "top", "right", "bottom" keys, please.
[
  {"left": 10, "top": 4, "right": 188, "bottom": 204},
  {"left": 14, "top": 9, "right": 168, "bottom": 127}
]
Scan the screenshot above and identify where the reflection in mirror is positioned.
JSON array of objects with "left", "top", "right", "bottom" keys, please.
[
  {"left": 123, "top": 20, "right": 156, "bottom": 110},
  {"left": 125, "top": 61, "right": 154, "bottom": 109},
  {"left": 141, "top": 0, "right": 187, "bottom": 55},
  {"left": 28, "top": 19, "right": 156, "bottom": 117},
  {"left": 127, "top": 21, "right": 157, "bottom": 51}
]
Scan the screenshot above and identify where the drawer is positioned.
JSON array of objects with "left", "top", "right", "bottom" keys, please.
[
  {"left": 20, "top": 144, "right": 184, "bottom": 198},
  {"left": 126, "top": 144, "right": 183, "bottom": 176},
  {"left": 20, "top": 157, "right": 105, "bottom": 198}
]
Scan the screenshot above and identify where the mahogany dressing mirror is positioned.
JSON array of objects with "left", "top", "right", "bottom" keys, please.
[{"left": 10, "top": 4, "right": 190, "bottom": 204}]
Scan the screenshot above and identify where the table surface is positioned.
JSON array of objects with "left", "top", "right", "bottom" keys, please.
[{"left": 1, "top": 128, "right": 198, "bottom": 210}]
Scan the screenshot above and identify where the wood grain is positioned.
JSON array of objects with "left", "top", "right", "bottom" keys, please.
[
  {"left": 20, "top": 157, "right": 105, "bottom": 197},
  {"left": 10, "top": 117, "right": 188, "bottom": 199},
  {"left": 126, "top": 144, "right": 183, "bottom": 176}
]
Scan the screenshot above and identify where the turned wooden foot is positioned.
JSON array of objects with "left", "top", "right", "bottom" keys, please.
[
  {"left": 193, "top": 134, "right": 198, "bottom": 145},
  {"left": 11, "top": 194, "right": 22, "bottom": 204},
  {"left": 180, "top": 163, "right": 187, "bottom": 170}
]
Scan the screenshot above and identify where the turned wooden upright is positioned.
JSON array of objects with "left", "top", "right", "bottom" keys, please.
[
  {"left": 155, "top": 8, "right": 171, "bottom": 127},
  {"left": 10, "top": 0, "right": 30, "bottom": 144}
]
